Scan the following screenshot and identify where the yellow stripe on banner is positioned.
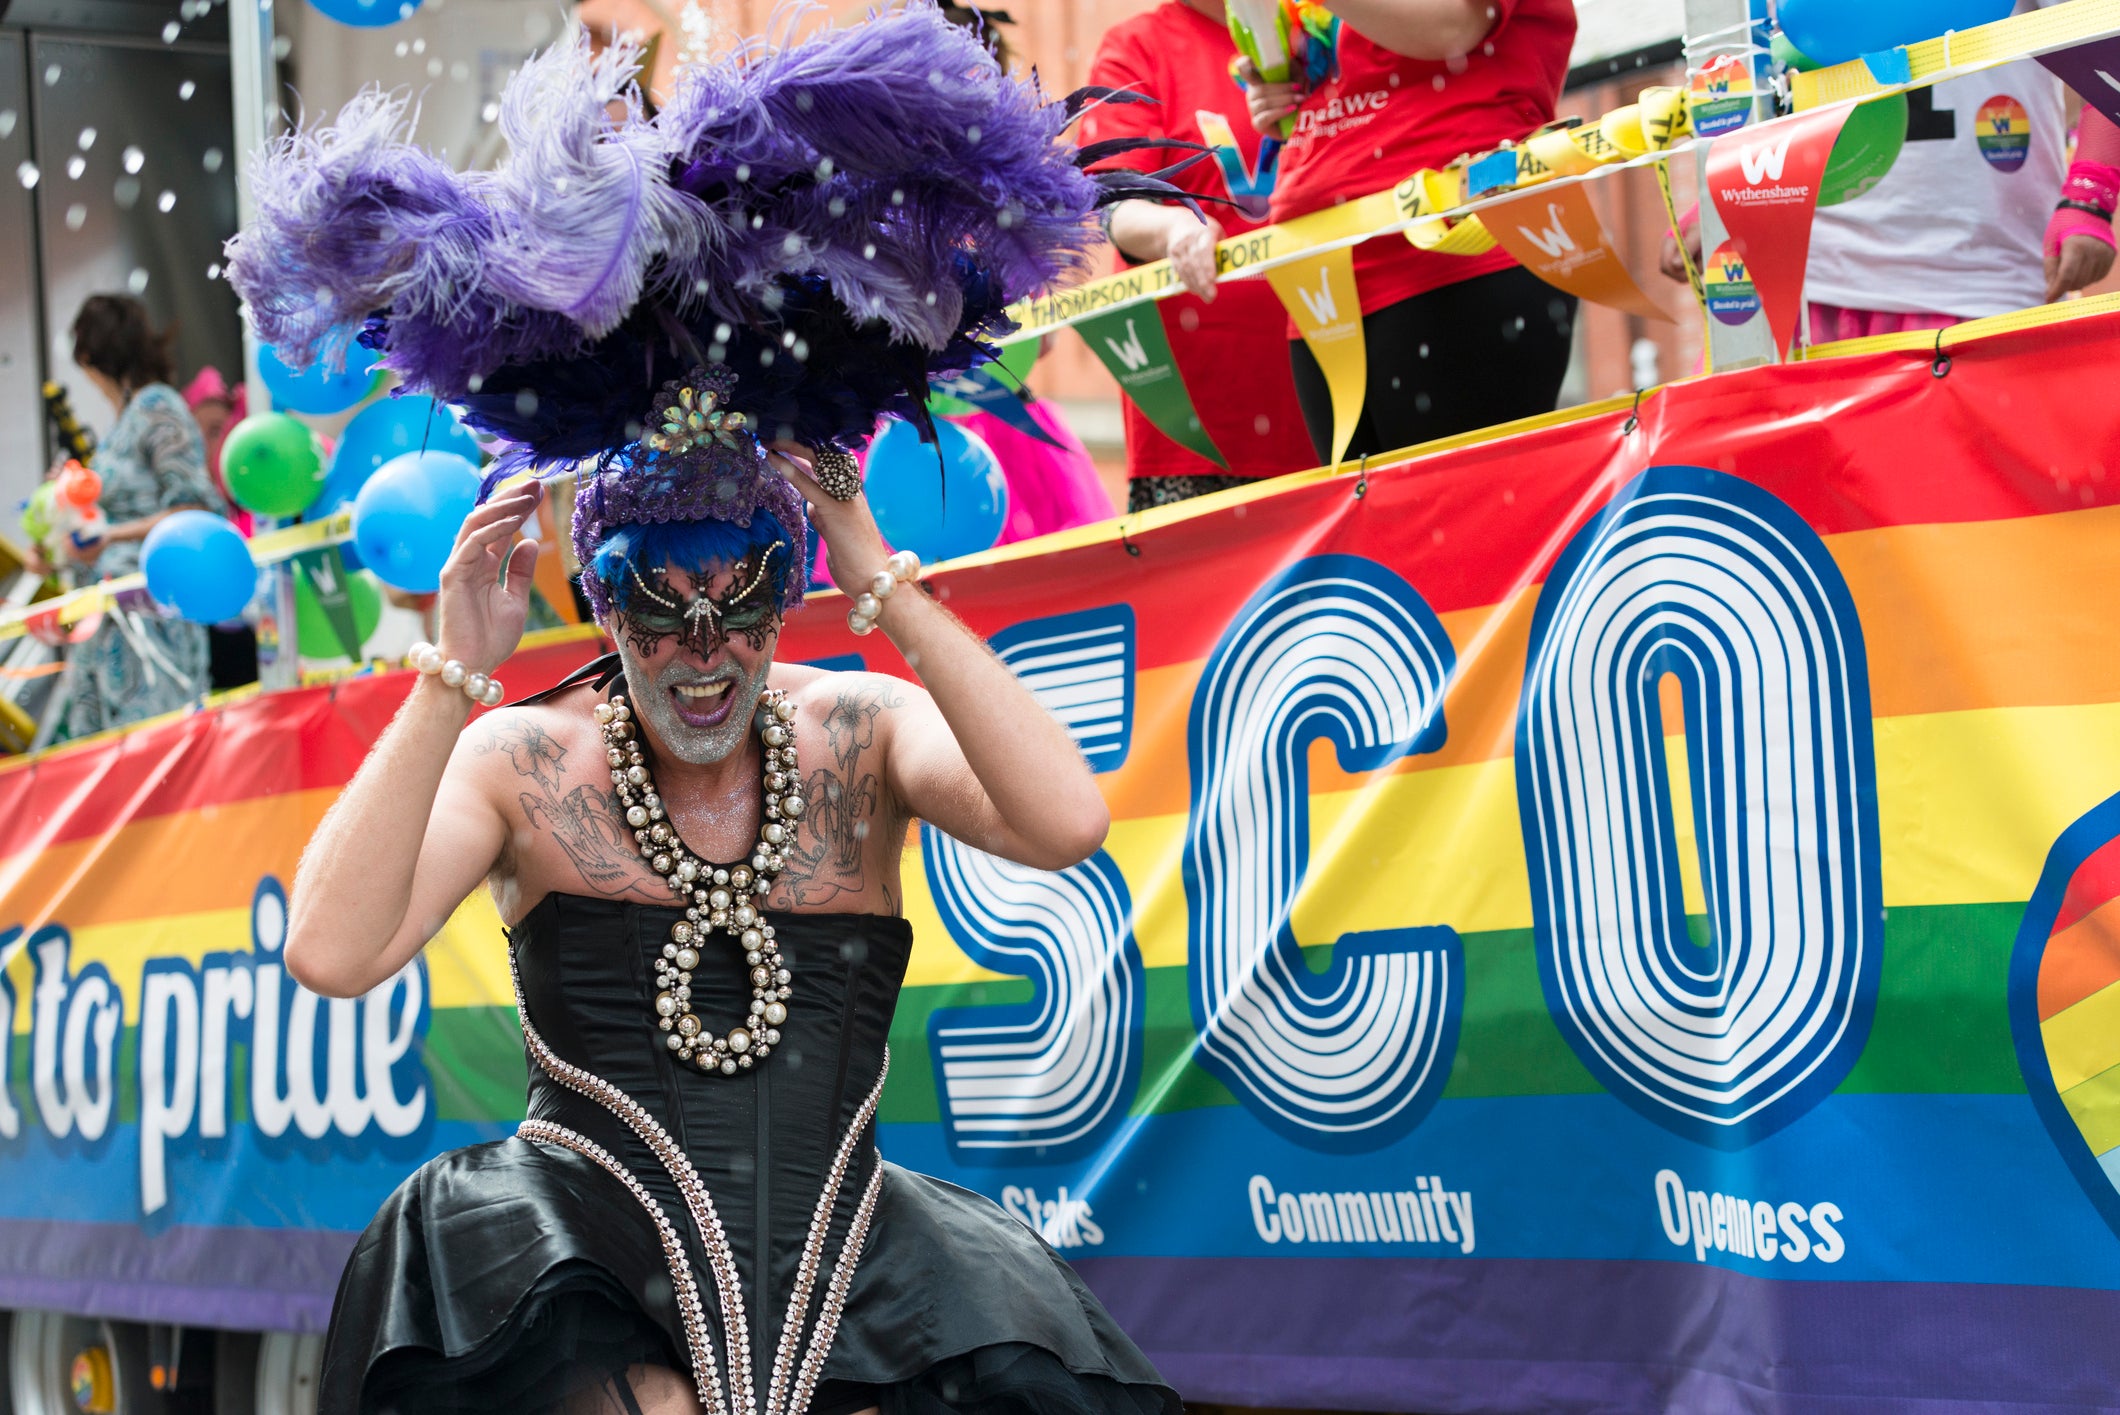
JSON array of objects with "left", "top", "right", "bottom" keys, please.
[
  {"left": 1793, "top": 0, "right": 2120, "bottom": 109},
  {"left": 2060, "top": 1060, "right": 2120, "bottom": 1158},
  {"left": 2047, "top": 978, "right": 2120, "bottom": 1094},
  {"left": 14, "top": 697, "right": 2120, "bottom": 1014},
  {"left": 904, "top": 698, "right": 2120, "bottom": 985}
]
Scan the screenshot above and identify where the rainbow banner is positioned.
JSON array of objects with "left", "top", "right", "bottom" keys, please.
[{"left": 7, "top": 310, "right": 2120, "bottom": 1408}]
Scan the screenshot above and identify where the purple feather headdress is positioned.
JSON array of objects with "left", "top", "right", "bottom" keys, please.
[{"left": 225, "top": 3, "right": 1193, "bottom": 614}]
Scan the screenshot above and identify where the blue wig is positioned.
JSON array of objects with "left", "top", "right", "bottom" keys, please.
[{"left": 592, "top": 508, "right": 797, "bottom": 616}]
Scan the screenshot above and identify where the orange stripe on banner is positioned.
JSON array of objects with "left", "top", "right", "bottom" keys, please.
[
  {"left": 0, "top": 789, "right": 332, "bottom": 930},
  {"left": 2042, "top": 893, "right": 2120, "bottom": 1022},
  {"left": 1095, "top": 507, "right": 2120, "bottom": 824},
  {"left": 1833, "top": 504, "right": 2120, "bottom": 719}
]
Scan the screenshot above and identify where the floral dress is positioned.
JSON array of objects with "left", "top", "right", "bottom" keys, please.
[{"left": 63, "top": 383, "right": 226, "bottom": 739}]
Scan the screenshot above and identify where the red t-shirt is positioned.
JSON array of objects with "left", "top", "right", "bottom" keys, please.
[
  {"left": 1271, "top": 0, "right": 1576, "bottom": 315},
  {"left": 1081, "top": 1, "right": 1318, "bottom": 481}
]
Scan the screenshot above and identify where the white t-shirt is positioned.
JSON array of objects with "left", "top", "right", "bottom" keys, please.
[{"left": 1806, "top": 2, "right": 2066, "bottom": 318}]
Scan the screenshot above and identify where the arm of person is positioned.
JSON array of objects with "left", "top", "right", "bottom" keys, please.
[
  {"left": 1317, "top": 0, "right": 1502, "bottom": 61},
  {"left": 1085, "top": 20, "right": 1223, "bottom": 301},
  {"left": 772, "top": 452, "right": 1109, "bottom": 871},
  {"left": 1108, "top": 201, "right": 1226, "bottom": 300},
  {"left": 2046, "top": 103, "right": 2120, "bottom": 302},
  {"left": 284, "top": 480, "right": 544, "bottom": 997}
]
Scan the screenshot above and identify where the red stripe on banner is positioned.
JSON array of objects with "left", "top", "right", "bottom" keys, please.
[
  {"left": 0, "top": 634, "right": 607, "bottom": 859},
  {"left": 801, "top": 314, "right": 2120, "bottom": 677}
]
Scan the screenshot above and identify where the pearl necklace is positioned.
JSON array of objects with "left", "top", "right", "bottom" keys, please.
[{"left": 596, "top": 689, "right": 804, "bottom": 1075}]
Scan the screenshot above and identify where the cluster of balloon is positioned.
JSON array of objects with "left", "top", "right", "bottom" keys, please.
[
  {"left": 143, "top": 510, "right": 257, "bottom": 624},
  {"left": 1775, "top": 0, "right": 2014, "bottom": 68},
  {"left": 316, "top": 394, "right": 484, "bottom": 576},
  {"left": 860, "top": 419, "right": 1010, "bottom": 567}
]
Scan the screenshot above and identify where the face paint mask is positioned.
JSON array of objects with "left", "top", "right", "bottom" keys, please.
[{"left": 618, "top": 543, "right": 785, "bottom": 660}]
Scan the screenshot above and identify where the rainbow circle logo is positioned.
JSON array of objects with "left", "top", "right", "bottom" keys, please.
[
  {"left": 1977, "top": 95, "right": 2032, "bottom": 174},
  {"left": 1704, "top": 240, "right": 1761, "bottom": 327}
]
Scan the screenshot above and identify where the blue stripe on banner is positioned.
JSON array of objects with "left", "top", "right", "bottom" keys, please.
[
  {"left": 879, "top": 1093, "right": 2120, "bottom": 1289},
  {"left": 0, "top": 1119, "right": 511, "bottom": 1233}
]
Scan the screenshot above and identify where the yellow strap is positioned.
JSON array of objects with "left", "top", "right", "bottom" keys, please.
[{"left": 1792, "top": 0, "right": 2120, "bottom": 108}]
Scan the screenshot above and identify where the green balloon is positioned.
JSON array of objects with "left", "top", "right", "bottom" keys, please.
[
  {"left": 223, "top": 412, "right": 326, "bottom": 517},
  {"left": 1820, "top": 93, "right": 1908, "bottom": 207},
  {"left": 295, "top": 565, "right": 383, "bottom": 658},
  {"left": 1772, "top": 31, "right": 1822, "bottom": 72}
]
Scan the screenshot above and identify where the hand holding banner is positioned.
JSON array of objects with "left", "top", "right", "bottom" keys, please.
[{"left": 1705, "top": 104, "right": 1855, "bottom": 356}]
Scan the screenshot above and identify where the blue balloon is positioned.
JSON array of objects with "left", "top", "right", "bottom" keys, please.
[
  {"left": 1778, "top": 0, "right": 2012, "bottom": 67},
  {"left": 143, "top": 510, "right": 257, "bottom": 624},
  {"left": 352, "top": 451, "right": 481, "bottom": 593},
  {"left": 257, "top": 341, "right": 380, "bottom": 416},
  {"left": 863, "top": 419, "right": 1009, "bottom": 565},
  {"left": 306, "top": 0, "right": 422, "bottom": 27},
  {"left": 319, "top": 395, "right": 483, "bottom": 518}
]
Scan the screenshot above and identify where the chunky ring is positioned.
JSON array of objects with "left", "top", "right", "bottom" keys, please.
[
  {"left": 407, "top": 642, "right": 505, "bottom": 707},
  {"left": 811, "top": 446, "right": 864, "bottom": 502}
]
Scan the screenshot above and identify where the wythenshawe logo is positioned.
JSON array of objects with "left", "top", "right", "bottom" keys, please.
[
  {"left": 1719, "top": 133, "right": 1813, "bottom": 206},
  {"left": 1248, "top": 1173, "right": 1476, "bottom": 1253}
]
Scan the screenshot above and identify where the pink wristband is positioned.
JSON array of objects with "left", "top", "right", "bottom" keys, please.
[{"left": 2063, "top": 158, "right": 2120, "bottom": 215}]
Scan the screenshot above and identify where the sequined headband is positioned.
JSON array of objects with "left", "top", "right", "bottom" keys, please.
[{"left": 570, "top": 366, "right": 811, "bottom": 621}]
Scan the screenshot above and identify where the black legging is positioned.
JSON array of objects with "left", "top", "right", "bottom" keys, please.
[{"left": 1288, "top": 265, "right": 1577, "bottom": 464}]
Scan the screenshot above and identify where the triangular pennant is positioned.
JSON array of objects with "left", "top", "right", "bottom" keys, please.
[
  {"left": 1705, "top": 104, "right": 1855, "bottom": 357},
  {"left": 1076, "top": 307, "right": 1229, "bottom": 468},
  {"left": 1484, "top": 179, "right": 1674, "bottom": 322},
  {"left": 1266, "top": 248, "right": 1365, "bottom": 464},
  {"left": 928, "top": 365, "right": 1063, "bottom": 447},
  {"left": 2039, "top": 36, "right": 2120, "bottom": 128},
  {"left": 295, "top": 546, "right": 365, "bottom": 660}
]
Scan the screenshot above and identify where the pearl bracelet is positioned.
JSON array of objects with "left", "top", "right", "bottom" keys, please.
[
  {"left": 406, "top": 642, "right": 506, "bottom": 707},
  {"left": 846, "top": 550, "right": 921, "bottom": 637}
]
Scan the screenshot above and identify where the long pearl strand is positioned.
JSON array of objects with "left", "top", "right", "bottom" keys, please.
[{"left": 598, "top": 690, "right": 804, "bottom": 1075}]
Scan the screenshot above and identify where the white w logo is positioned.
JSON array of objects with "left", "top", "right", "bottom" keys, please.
[
  {"left": 1295, "top": 270, "right": 1338, "bottom": 326},
  {"left": 1739, "top": 135, "right": 1792, "bottom": 186},
  {"left": 1103, "top": 319, "right": 1152, "bottom": 373},
  {"left": 1519, "top": 204, "right": 1578, "bottom": 260}
]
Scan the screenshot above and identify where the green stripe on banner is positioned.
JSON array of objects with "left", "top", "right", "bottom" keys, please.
[
  {"left": 1075, "top": 307, "right": 1228, "bottom": 469},
  {"left": 867, "top": 901, "right": 2031, "bottom": 1127}
]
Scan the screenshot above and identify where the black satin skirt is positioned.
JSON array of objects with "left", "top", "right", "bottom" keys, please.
[
  {"left": 334, "top": 1141, "right": 1176, "bottom": 1415},
  {"left": 320, "top": 896, "right": 1178, "bottom": 1415}
]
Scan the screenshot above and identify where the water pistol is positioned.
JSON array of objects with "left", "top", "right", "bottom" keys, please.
[
  {"left": 39, "top": 460, "right": 108, "bottom": 559},
  {"left": 1228, "top": 0, "right": 1341, "bottom": 140}
]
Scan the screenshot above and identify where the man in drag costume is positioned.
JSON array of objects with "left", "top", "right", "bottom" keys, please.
[{"left": 226, "top": 8, "right": 1194, "bottom": 1413}]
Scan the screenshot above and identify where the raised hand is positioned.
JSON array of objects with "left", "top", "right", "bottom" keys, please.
[
  {"left": 435, "top": 478, "right": 543, "bottom": 675},
  {"left": 765, "top": 442, "right": 892, "bottom": 590}
]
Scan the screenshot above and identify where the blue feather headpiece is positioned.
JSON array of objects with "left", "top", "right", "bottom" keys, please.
[{"left": 225, "top": 3, "right": 1193, "bottom": 615}]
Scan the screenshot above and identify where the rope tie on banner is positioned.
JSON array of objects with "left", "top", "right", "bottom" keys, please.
[
  {"left": 1624, "top": 387, "right": 1647, "bottom": 434},
  {"left": 1353, "top": 454, "right": 1371, "bottom": 500},
  {"left": 1119, "top": 522, "right": 1142, "bottom": 558},
  {"left": 1932, "top": 327, "right": 1954, "bottom": 379}
]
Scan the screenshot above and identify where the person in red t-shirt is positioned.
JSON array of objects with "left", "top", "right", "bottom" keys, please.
[
  {"left": 1083, "top": 0, "right": 1320, "bottom": 510},
  {"left": 1243, "top": 0, "right": 1578, "bottom": 462}
]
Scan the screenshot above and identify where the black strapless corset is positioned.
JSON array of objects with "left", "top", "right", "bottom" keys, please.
[{"left": 318, "top": 895, "right": 1177, "bottom": 1415}]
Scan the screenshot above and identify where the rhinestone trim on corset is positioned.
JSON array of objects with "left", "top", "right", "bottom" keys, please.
[
  {"left": 517, "top": 1119, "right": 726, "bottom": 1411},
  {"left": 511, "top": 942, "right": 889, "bottom": 1415}
]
